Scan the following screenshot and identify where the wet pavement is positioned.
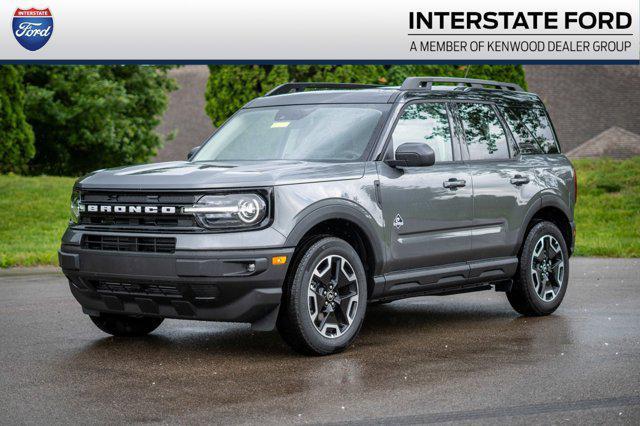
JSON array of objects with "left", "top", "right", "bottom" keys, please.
[{"left": 1, "top": 257, "right": 639, "bottom": 424}]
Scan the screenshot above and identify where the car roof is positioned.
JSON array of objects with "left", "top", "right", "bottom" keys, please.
[
  {"left": 244, "top": 86, "right": 541, "bottom": 109},
  {"left": 245, "top": 88, "right": 400, "bottom": 107}
]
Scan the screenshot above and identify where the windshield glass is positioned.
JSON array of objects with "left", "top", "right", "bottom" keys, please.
[{"left": 193, "top": 104, "right": 388, "bottom": 162}]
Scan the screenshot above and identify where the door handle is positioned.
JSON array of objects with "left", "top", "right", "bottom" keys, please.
[
  {"left": 510, "top": 175, "right": 530, "bottom": 186},
  {"left": 443, "top": 178, "right": 466, "bottom": 189}
]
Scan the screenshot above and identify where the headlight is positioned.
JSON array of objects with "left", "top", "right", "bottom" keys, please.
[
  {"left": 183, "top": 193, "right": 268, "bottom": 229},
  {"left": 70, "top": 189, "right": 81, "bottom": 224}
]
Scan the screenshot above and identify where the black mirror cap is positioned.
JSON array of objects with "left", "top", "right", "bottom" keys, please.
[
  {"left": 388, "top": 143, "right": 436, "bottom": 167},
  {"left": 187, "top": 146, "right": 200, "bottom": 161}
]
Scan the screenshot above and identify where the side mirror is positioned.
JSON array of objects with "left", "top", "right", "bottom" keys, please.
[
  {"left": 387, "top": 143, "right": 435, "bottom": 168},
  {"left": 187, "top": 146, "right": 200, "bottom": 161}
]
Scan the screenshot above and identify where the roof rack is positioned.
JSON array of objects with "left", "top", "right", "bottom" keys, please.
[
  {"left": 265, "top": 82, "right": 384, "bottom": 97},
  {"left": 400, "top": 77, "right": 523, "bottom": 92}
]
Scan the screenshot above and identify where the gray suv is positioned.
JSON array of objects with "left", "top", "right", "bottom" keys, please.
[{"left": 59, "top": 77, "right": 577, "bottom": 355}]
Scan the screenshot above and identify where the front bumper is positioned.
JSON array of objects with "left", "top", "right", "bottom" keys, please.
[{"left": 59, "top": 244, "right": 294, "bottom": 330}]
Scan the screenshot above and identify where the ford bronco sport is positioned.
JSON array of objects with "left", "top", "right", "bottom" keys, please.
[{"left": 60, "top": 77, "right": 577, "bottom": 355}]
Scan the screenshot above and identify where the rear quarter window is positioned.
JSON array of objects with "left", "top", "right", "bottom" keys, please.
[{"left": 499, "top": 106, "right": 560, "bottom": 154}]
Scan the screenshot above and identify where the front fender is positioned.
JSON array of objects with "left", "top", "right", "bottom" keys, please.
[{"left": 283, "top": 199, "right": 386, "bottom": 275}]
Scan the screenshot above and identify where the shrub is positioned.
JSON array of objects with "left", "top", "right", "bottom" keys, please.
[
  {"left": 0, "top": 65, "right": 35, "bottom": 174},
  {"left": 22, "top": 65, "right": 176, "bottom": 176}
]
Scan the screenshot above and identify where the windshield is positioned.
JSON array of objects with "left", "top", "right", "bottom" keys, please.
[{"left": 193, "top": 104, "right": 388, "bottom": 162}]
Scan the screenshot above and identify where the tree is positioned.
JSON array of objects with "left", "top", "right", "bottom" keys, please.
[
  {"left": 205, "top": 65, "right": 526, "bottom": 126},
  {"left": 0, "top": 65, "right": 35, "bottom": 174},
  {"left": 23, "top": 65, "right": 176, "bottom": 175}
]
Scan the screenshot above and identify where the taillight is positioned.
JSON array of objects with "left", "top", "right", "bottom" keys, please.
[{"left": 571, "top": 164, "right": 578, "bottom": 203}]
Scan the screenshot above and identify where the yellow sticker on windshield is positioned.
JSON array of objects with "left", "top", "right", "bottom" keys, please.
[{"left": 271, "top": 121, "right": 290, "bottom": 128}]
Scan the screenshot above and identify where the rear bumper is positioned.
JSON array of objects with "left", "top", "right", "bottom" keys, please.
[
  {"left": 570, "top": 220, "right": 576, "bottom": 256},
  {"left": 59, "top": 245, "right": 294, "bottom": 330}
]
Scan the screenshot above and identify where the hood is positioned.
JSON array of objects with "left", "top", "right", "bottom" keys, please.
[{"left": 77, "top": 160, "right": 366, "bottom": 190}]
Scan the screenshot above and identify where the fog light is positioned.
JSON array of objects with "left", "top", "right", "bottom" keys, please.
[
  {"left": 247, "top": 263, "right": 256, "bottom": 273},
  {"left": 272, "top": 256, "right": 287, "bottom": 265}
]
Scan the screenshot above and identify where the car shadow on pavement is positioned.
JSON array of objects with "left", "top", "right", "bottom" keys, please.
[
  {"left": 68, "top": 299, "right": 572, "bottom": 361},
  {"left": 50, "top": 300, "right": 573, "bottom": 419}
]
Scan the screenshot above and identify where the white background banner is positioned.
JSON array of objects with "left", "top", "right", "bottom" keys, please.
[{"left": 2, "top": 0, "right": 639, "bottom": 62}]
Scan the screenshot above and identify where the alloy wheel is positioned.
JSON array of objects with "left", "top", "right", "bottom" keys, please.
[
  {"left": 530, "top": 234, "right": 565, "bottom": 302},
  {"left": 307, "top": 255, "right": 359, "bottom": 338}
]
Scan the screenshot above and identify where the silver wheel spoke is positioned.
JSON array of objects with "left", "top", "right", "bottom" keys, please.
[
  {"left": 533, "top": 240, "right": 545, "bottom": 262},
  {"left": 554, "top": 262, "right": 565, "bottom": 285}
]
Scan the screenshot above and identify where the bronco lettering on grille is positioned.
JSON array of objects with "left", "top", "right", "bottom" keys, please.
[{"left": 79, "top": 204, "right": 177, "bottom": 214}]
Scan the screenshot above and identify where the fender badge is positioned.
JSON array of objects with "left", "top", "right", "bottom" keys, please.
[{"left": 393, "top": 214, "right": 404, "bottom": 230}]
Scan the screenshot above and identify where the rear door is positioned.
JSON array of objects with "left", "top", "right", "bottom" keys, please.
[
  {"left": 377, "top": 101, "right": 473, "bottom": 274},
  {"left": 453, "top": 102, "right": 535, "bottom": 264}
]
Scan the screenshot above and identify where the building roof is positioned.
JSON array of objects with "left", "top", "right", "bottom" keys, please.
[
  {"left": 154, "top": 66, "right": 214, "bottom": 163},
  {"left": 524, "top": 65, "right": 640, "bottom": 153},
  {"left": 566, "top": 127, "right": 640, "bottom": 159}
]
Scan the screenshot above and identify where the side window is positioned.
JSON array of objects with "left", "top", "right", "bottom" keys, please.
[
  {"left": 457, "top": 103, "right": 510, "bottom": 160},
  {"left": 500, "top": 106, "right": 560, "bottom": 154},
  {"left": 392, "top": 103, "right": 453, "bottom": 162}
]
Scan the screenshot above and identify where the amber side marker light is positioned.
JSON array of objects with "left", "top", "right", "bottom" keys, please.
[{"left": 272, "top": 256, "right": 287, "bottom": 265}]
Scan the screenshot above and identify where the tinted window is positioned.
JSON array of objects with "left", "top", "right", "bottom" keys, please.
[
  {"left": 500, "top": 106, "right": 559, "bottom": 154},
  {"left": 458, "top": 103, "right": 510, "bottom": 160},
  {"left": 392, "top": 103, "right": 453, "bottom": 162},
  {"left": 194, "top": 105, "right": 386, "bottom": 162}
]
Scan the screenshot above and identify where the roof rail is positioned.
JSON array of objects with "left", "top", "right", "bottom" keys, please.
[
  {"left": 400, "top": 77, "right": 523, "bottom": 92},
  {"left": 265, "top": 82, "right": 384, "bottom": 96}
]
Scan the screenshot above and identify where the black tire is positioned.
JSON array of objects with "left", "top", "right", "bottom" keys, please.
[
  {"left": 507, "top": 221, "right": 569, "bottom": 316},
  {"left": 90, "top": 313, "right": 164, "bottom": 337},
  {"left": 277, "top": 237, "right": 368, "bottom": 355}
]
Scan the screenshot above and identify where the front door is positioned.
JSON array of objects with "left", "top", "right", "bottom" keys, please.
[{"left": 377, "top": 102, "right": 473, "bottom": 274}]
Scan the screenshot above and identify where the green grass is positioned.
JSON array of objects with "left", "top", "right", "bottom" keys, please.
[
  {"left": 0, "top": 158, "right": 638, "bottom": 267},
  {"left": 0, "top": 174, "right": 75, "bottom": 267},
  {"left": 572, "top": 157, "right": 640, "bottom": 257}
]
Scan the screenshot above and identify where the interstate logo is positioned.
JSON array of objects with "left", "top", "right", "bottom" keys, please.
[{"left": 12, "top": 8, "right": 53, "bottom": 51}]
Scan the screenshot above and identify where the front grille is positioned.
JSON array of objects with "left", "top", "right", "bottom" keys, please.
[
  {"left": 81, "top": 215, "right": 195, "bottom": 228},
  {"left": 88, "top": 280, "right": 219, "bottom": 301},
  {"left": 78, "top": 191, "right": 199, "bottom": 231},
  {"left": 93, "top": 281, "right": 182, "bottom": 298},
  {"left": 82, "top": 192, "right": 199, "bottom": 204},
  {"left": 82, "top": 235, "right": 176, "bottom": 253}
]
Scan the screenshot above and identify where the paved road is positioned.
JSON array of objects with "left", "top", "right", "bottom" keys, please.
[{"left": 1, "top": 258, "right": 639, "bottom": 425}]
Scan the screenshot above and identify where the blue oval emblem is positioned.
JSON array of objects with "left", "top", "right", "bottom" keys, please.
[{"left": 13, "top": 8, "right": 54, "bottom": 51}]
